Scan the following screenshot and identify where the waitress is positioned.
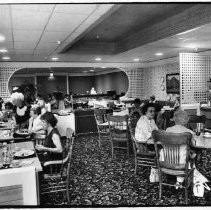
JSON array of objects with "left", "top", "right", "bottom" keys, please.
[{"left": 10, "top": 92, "right": 31, "bottom": 129}]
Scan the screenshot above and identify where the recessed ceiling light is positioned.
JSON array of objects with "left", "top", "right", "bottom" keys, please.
[
  {"left": 101, "top": 67, "right": 106, "bottom": 68},
  {"left": 155, "top": 52, "right": 163, "bottom": 56},
  {"left": 95, "top": 57, "right": 102, "bottom": 61},
  {"left": 0, "top": 49, "right": 8, "bottom": 53},
  {"left": 0, "top": 34, "right": 5, "bottom": 42},
  {"left": 90, "top": 69, "right": 94, "bottom": 72},
  {"left": 2, "top": 56, "right": 10, "bottom": 60},
  {"left": 133, "top": 58, "right": 140, "bottom": 62},
  {"left": 57, "top": 40, "right": 61, "bottom": 44},
  {"left": 51, "top": 57, "right": 59, "bottom": 61}
]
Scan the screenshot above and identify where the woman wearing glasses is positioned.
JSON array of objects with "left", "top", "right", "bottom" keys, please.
[
  {"left": 35, "top": 112, "right": 63, "bottom": 162},
  {"left": 135, "top": 103, "right": 158, "bottom": 153}
]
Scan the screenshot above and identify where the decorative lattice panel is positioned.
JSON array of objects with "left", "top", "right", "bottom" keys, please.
[
  {"left": 142, "top": 62, "right": 179, "bottom": 100},
  {"left": 0, "top": 67, "right": 21, "bottom": 100},
  {"left": 180, "top": 53, "right": 211, "bottom": 105},
  {"left": 123, "top": 68, "right": 144, "bottom": 98}
]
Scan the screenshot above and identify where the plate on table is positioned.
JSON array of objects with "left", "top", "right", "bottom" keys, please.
[
  {"left": 15, "top": 129, "right": 29, "bottom": 136},
  {"left": 203, "top": 132, "right": 211, "bottom": 138},
  {"left": 14, "top": 149, "right": 35, "bottom": 158}
]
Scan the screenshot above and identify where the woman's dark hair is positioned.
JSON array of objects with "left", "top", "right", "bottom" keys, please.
[
  {"left": 40, "top": 111, "right": 58, "bottom": 127},
  {"left": 142, "top": 103, "right": 156, "bottom": 115},
  {"left": 31, "top": 106, "right": 41, "bottom": 115},
  {"left": 134, "top": 98, "right": 141, "bottom": 105},
  {"left": 5, "top": 102, "right": 14, "bottom": 110}
]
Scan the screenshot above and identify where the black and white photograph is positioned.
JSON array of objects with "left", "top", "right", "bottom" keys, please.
[{"left": 0, "top": 0, "right": 211, "bottom": 207}]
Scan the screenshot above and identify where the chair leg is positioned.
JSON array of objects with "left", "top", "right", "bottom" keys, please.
[
  {"left": 185, "top": 179, "right": 188, "bottom": 204},
  {"left": 98, "top": 133, "right": 101, "bottom": 148},
  {"left": 134, "top": 156, "right": 137, "bottom": 175},
  {"left": 159, "top": 174, "right": 162, "bottom": 200}
]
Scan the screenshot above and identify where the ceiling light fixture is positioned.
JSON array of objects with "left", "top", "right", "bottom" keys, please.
[
  {"left": 177, "top": 27, "right": 199, "bottom": 36},
  {"left": 133, "top": 58, "right": 140, "bottom": 62},
  {"left": 57, "top": 40, "right": 61, "bottom": 44},
  {"left": 90, "top": 69, "right": 94, "bottom": 72},
  {"left": 0, "top": 34, "right": 5, "bottom": 42},
  {"left": 0, "top": 49, "right": 8, "bottom": 53},
  {"left": 51, "top": 57, "right": 59, "bottom": 61},
  {"left": 2, "top": 56, "right": 10, "bottom": 60},
  {"left": 101, "top": 67, "right": 106, "bottom": 68},
  {"left": 95, "top": 57, "right": 102, "bottom": 61},
  {"left": 155, "top": 52, "right": 163, "bottom": 56}
]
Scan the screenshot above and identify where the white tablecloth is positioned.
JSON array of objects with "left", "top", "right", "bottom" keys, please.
[{"left": 55, "top": 113, "right": 75, "bottom": 137}]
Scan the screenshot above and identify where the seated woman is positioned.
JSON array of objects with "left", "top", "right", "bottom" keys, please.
[
  {"left": 0, "top": 102, "right": 15, "bottom": 122},
  {"left": 135, "top": 103, "right": 158, "bottom": 153},
  {"left": 35, "top": 112, "right": 63, "bottom": 163},
  {"left": 129, "top": 98, "right": 142, "bottom": 119},
  {"left": 159, "top": 109, "right": 194, "bottom": 188},
  {"left": 28, "top": 106, "right": 46, "bottom": 139}
]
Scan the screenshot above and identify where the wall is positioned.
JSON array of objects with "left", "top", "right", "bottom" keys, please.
[
  {"left": 94, "top": 71, "right": 128, "bottom": 95},
  {"left": 8, "top": 76, "right": 34, "bottom": 94},
  {"left": 180, "top": 53, "right": 211, "bottom": 104},
  {"left": 142, "top": 62, "right": 179, "bottom": 101},
  {"left": 37, "top": 76, "right": 67, "bottom": 98},
  {"left": 69, "top": 76, "right": 95, "bottom": 94}
]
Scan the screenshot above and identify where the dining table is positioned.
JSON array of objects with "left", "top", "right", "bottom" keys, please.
[{"left": 0, "top": 141, "right": 42, "bottom": 205}]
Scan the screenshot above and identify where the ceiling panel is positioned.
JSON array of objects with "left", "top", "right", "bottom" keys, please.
[
  {"left": 12, "top": 10, "right": 51, "bottom": 30},
  {"left": 0, "top": 41, "right": 13, "bottom": 49},
  {"left": 10, "top": 49, "right": 34, "bottom": 54},
  {"left": 14, "top": 41, "right": 37, "bottom": 50},
  {"left": 36, "top": 41, "right": 58, "bottom": 50},
  {"left": 13, "top": 30, "right": 42, "bottom": 42},
  {"left": 0, "top": 7, "right": 11, "bottom": 30},
  {"left": 46, "top": 13, "right": 87, "bottom": 32},
  {"left": 11, "top": 4, "right": 55, "bottom": 12},
  {"left": 40, "top": 31, "right": 70, "bottom": 43},
  {"left": 33, "top": 49, "right": 54, "bottom": 55},
  {"left": 54, "top": 4, "right": 97, "bottom": 14},
  {"left": 0, "top": 29, "right": 13, "bottom": 42}
]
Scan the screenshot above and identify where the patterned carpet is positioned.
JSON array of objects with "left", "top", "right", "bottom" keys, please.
[{"left": 40, "top": 133, "right": 211, "bottom": 207}]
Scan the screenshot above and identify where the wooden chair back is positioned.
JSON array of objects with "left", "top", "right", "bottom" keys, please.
[
  {"left": 152, "top": 130, "right": 192, "bottom": 170},
  {"left": 108, "top": 115, "right": 129, "bottom": 132},
  {"left": 94, "top": 109, "right": 107, "bottom": 125}
]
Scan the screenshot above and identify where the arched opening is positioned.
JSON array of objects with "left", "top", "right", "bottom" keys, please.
[{"left": 8, "top": 67, "right": 129, "bottom": 100}]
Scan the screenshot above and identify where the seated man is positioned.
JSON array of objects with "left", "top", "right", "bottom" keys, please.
[{"left": 135, "top": 103, "right": 158, "bottom": 153}]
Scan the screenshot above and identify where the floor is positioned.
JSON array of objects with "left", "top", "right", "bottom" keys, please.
[{"left": 40, "top": 133, "right": 211, "bottom": 207}]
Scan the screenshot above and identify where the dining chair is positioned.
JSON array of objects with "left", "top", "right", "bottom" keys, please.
[
  {"left": 94, "top": 109, "right": 110, "bottom": 148},
  {"left": 107, "top": 115, "right": 130, "bottom": 158},
  {"left": 40, "top": 127, "right": 74, "bottom": 204},
  {"left": 129, "top": 121, "right": 156, "bottom": 174},
  {"left": 152, "top": 130, "right": 193, "bottom": 204}
]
